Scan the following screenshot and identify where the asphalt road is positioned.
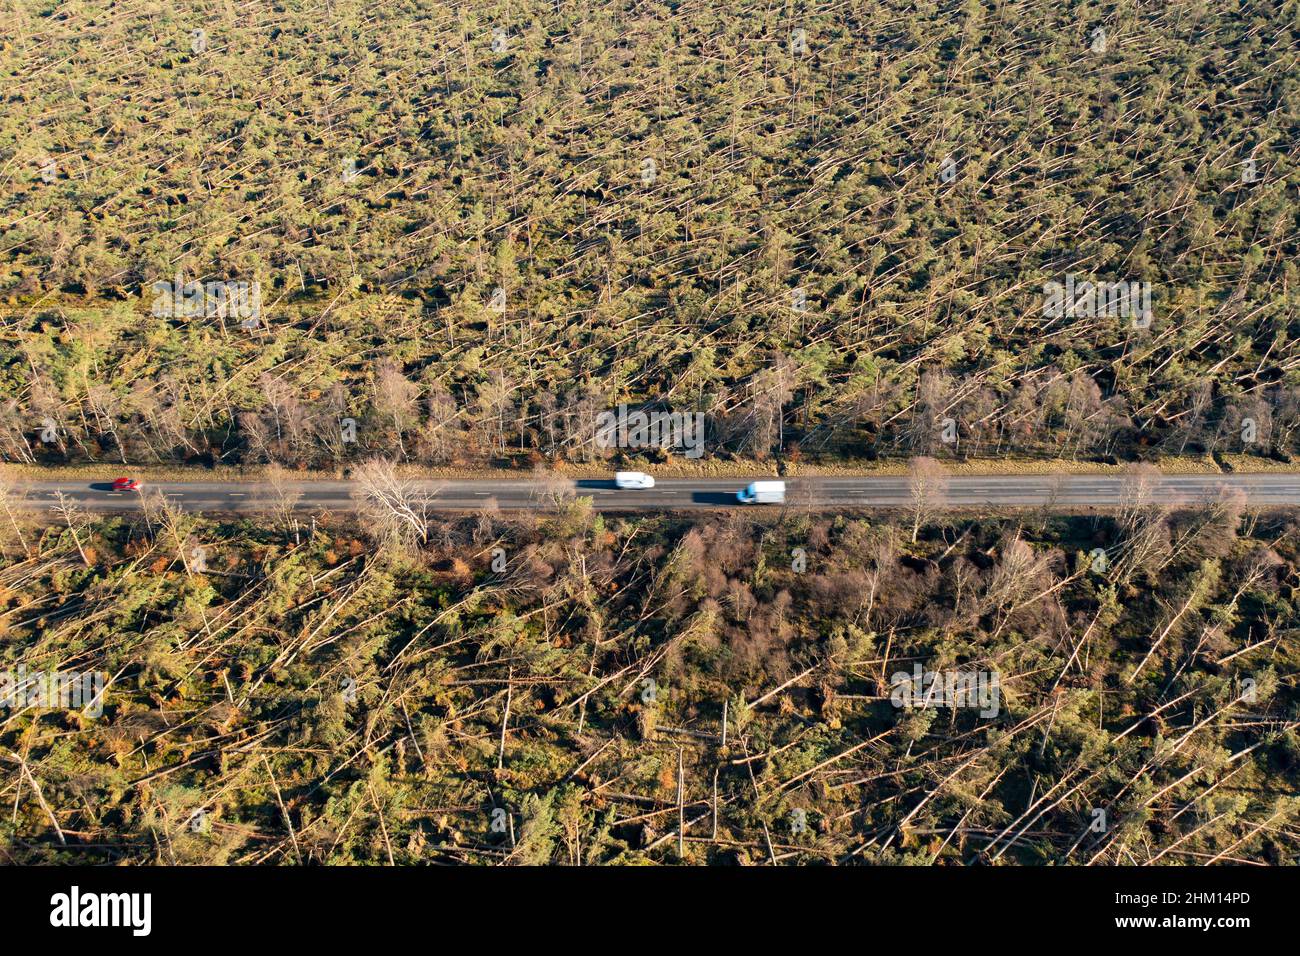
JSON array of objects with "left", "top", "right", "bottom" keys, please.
[{"left": 7, "top": 473, "right": 1300, "bottom": 514}]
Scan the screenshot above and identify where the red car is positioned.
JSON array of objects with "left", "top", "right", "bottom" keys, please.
[{"left": 111, "top": 477, "right": 142, "bottom": 492}]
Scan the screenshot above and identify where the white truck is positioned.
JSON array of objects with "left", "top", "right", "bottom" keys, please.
[{"left": 736, "top": 481, "right": 785, "bottom": 504}]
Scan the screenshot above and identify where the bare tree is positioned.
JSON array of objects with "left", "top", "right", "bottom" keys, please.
[
  {"left": 311, "top": 385, "right": 352, "bottom": 465},
  {"left": 261, "top": 464, "right": 305, "bottom": 542},
  {"left": 51, "top": 492, "right": 90, "bottom": 565},
  {"left": 907, "top": 370, "right": 953, "bottom": 455},
  {"left": 85, "top": 384, "right": 129, "bottom": 464},
  {"left": 473, "top": 370, "right": 515, "bottom": 457},
  {"left": 747, "top": 354, "right": 798, "bottom": 456},
  {"left": 1112, "top": 464, "right": 1172, "bottom": 586},
  {"left": 0, "top": 470, "right": 32, "bottom": 556},
  {"left": 0, "top": 400, "right": 38, "bottom": 463},
  {"left": 143, "top": 488, "right": 199, "bottom": 573},
  {"left": 372, "top": 362, "right": 419, "bottom": 461},
  {"left": 531, "top": 464, "right": 574, "bottom": 508},
  {"left": 351, "top": 458, "right": 435, "bottom": 551},
  {"left": 1117, "top": 462, "right": 1162, "bottom": 533},
  {"left": 420, "top": 388, "right": 462, "bottom": 464},
  {"left": 562, "top": 390, "right": 604, "bottom": 462},
  {"left": 907, "top": 456, "right": 948, "bottom": 544}
]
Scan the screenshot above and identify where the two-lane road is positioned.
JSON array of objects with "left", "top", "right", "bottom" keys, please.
[{"left": 8, "top": 472, "right": 1300, "bottom": 513}]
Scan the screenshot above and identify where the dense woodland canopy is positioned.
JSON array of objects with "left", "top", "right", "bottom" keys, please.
[
  {"left": 1, "top": 0, "right": 1299, "bottom": 467},
  {"left": 1, "top": 482, "right": 1297, "bottom": 863}
]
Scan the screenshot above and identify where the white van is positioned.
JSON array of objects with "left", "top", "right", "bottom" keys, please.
[
  {"left": 614, "top": 471, "right": 655, "bottom": 490},
  {"left": 737, "top": 481, "right": 785, "bottom": 504}
]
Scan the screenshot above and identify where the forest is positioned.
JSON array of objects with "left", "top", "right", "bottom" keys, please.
[
  {"left": 2, "top": 0, "right": 1299, "bottom": 469},
  {"left": 3, "top": 0, "right": 1300, "bottom": 870},
  {"left": 1, "top": 479, "right": 1297, "bottom": 864}
]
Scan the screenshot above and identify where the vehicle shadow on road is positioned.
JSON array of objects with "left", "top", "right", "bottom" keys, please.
[
  {"left": 575, "top": 480, "right": 617, "bottom": 490},
  {"left": 88, "top": 482, "right": 115, "bottom": 492},
  {"left": 692, "top": 491, "right": 737, "bottom": 505}
]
